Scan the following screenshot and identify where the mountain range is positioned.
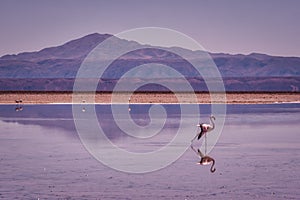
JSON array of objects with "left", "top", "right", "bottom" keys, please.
[{"left": 0, "top": 33, "right": 299, "bottom": 91}]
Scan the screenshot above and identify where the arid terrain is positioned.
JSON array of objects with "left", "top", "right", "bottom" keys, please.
[{"left": 1, "top": 92, "right": 299, "bottom": 104}]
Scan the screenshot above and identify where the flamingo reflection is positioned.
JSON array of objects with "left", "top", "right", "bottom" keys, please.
[{"left": 191, "top": 144, "right": 216, "bottom": 173}]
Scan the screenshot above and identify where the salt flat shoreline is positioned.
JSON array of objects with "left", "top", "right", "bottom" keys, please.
[{"left": 1, "top": 91, "right": 300, "bottom": 104}]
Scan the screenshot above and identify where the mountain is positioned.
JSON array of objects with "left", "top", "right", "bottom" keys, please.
[
  {"left": 211, "top": 53, "right": 300, "bottom": 77},
  {"left": 0, "top": 33, "right": 299, "bottom": 91},
  {"left": 0, "top": 33, "right": 111, "bottom": 79},
  {"left": 1, "top": 33, "right": 111, "bottom": 61}
]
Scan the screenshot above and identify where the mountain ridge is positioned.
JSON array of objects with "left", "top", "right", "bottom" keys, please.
[{"left": 0, "top": 33, "right": 299, "bottom": 91}]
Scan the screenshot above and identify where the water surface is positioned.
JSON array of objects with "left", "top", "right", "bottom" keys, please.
[{"left": 0, "top": 104, "right": 299, "bottom": 199}]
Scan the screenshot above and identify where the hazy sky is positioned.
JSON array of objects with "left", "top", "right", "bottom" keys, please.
[{"left": 0, "top": 0, "right": 299, "bottom": 57}]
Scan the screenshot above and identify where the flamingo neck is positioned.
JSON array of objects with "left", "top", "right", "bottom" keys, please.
[
  {"left": 210, "top": 117, "right": 215, "bottom": 129},
  {"left": 210, "top": 159, "right": 216, "bottom": 173}
]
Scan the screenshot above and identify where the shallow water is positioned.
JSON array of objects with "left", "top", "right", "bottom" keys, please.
[{"left": 0, "top": 104, "right": 299, "bottom": 199}]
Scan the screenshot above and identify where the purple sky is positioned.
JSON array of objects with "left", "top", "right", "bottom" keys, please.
[{"left": 1, "top": 0, "right": 299, "bottom": 57}]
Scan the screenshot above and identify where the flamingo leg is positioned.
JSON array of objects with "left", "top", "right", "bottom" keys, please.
[
  {"left": 191, "top": 144, "right": 203, "bottom": 158},
  {"left": 197, "top": 149, "right": 205, "bottom": 158},
  {"left": 191, "top": 132, "right": 200, "bottom": 143},
  {"left": 197, "top": 130, "right": 205, "bottom": 140}
]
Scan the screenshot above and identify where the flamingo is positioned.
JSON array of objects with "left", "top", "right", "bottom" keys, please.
[
  {"left": 15, "top": 99, "right": 22, "bottom": 104},
  {"left": 15, "top": 99, "right": 23, "bottom": 112},
  {"left": 197, "top": 149, "right": 216, "bottom": 173},
  {"left": 192, "top": 116, "right": 215, "bottom": 142},
  {"left": 128, "top": 97, "right": 131, "bottom": 112},
  {"left": 191, "top": 145, "right": 216, "bottom": 173}
]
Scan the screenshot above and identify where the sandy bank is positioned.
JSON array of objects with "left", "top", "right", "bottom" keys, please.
[{"left": 1, "top": 91, "right": 299, "bottom": 104}]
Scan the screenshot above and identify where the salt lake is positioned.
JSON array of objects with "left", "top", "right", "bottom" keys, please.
[{"left": 0, "top": 103, "right": 299, "bottom": 199}]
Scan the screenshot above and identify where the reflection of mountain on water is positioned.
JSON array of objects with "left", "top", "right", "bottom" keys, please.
[
  {"left": 1, "top": 103, "right": 300, "bottom": 136},
  {"left": 1, "top": 105, "right": 77, "bottom": 137},
  {"left": 0, "top": 104, "right": 184, "bottom": 141},
  {"left": 225, "top": 104, "right": 300, "bottom": 126}
]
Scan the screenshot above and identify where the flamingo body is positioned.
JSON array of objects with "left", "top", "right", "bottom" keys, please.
[{"left": 195, "top": 116, "right": 215, "bottom": 140}]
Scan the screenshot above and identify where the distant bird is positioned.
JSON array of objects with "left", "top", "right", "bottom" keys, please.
[
  {"left": 15, "top": 106, "right": 23, "bottom": 112},
  {"left": 192, "top": 116, "right": 215, "bottom": 142},
  {"left": 128, "top": 97, "right": 131, "bottom": 112},
  {"left": 15, "top": 99, "right": 23, "bottom": 112},
  {"left": 15, "top": 99, "right": 22, "bottom": 104}
]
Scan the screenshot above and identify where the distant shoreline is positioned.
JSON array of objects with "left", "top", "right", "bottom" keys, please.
[{"left": 1, "top": 91, "right": 299, "bottom": 104}]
